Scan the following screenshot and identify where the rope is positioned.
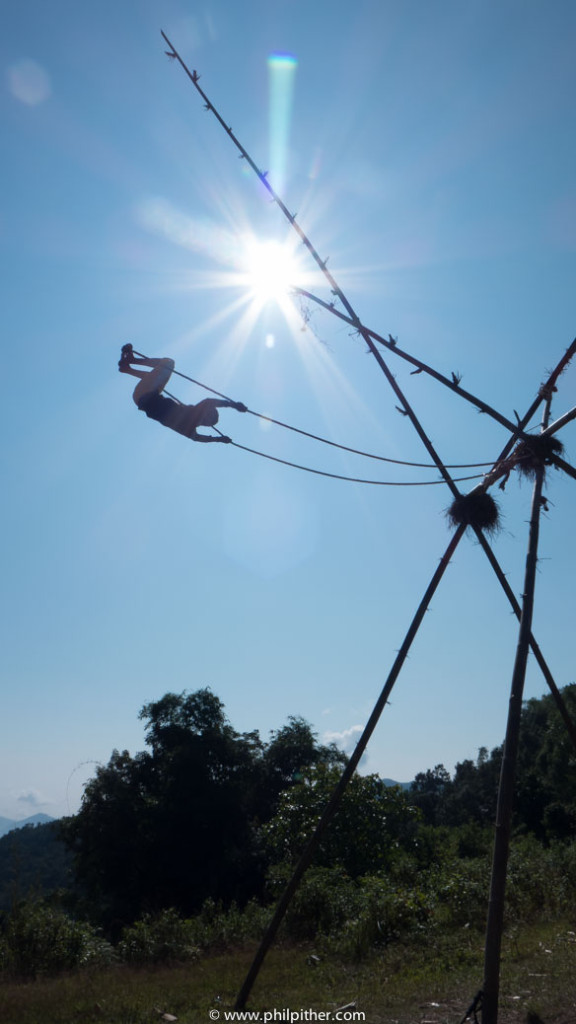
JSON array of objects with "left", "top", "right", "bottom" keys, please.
[
  {"left": 132, "top": 351, "right": 503, "bottom": 472},
  {"left": 242, "top": 409, "right": 497, "bottom": 470},
  {"left": 212, "top": 427, "right": 486, "bottom": 486}
]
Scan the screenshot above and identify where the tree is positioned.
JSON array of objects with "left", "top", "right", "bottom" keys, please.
[
  {"left": 63, "top": 690, "right": 348, "bottom": 929},
  {"left": 263, "top": 763, "right": 419, "bottom": 878},
  {"left": 514, "top": 683, "right": 576, "bottom": 840},
  {"left": 257, "top": 716, "right": 346, "bottom": 816},
  {"left": 62, "top": 748, "right": 158, "bottom": 928},
  {"left": 409, "top": 685, "right": 576, "bottom": 841},
  {"left": 410, "top": 765, "right": 451, "bottom": 826}
]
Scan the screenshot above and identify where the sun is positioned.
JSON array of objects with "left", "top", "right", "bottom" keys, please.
[{"left": 241, "top": 238, "right": 304, "bottom": 305}]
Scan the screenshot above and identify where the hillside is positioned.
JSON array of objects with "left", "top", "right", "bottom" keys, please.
[
  {"left": 0, "top": 813, "right": 54, "bottom": 839},
  {"left": 0, "top": 820, "right": 73, "bottom": 909}
]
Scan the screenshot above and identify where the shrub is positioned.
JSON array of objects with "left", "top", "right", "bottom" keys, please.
[
  {"left": 0, "top": 898, "right": 114, "bottom": 979},
  {"left": 118, "top": 901, "right": 270, "bottom": 962},
  {"left": 187, "top": 898, "right": 269, "bottom": 950},
  {"left": 432, "top": 858, "right": 489, "bottom": 929},
  {"left": 328, "top": 875, "right": 433, "bottom": 960},
  {"left": 506, "top": 837, "right": 576, "bottom": 921},
  {"left": 118, "top": 908, "right": 200, "bottom": 965},
  {"left": 267, "top": 865, "right": 357, "bottom": 941}
]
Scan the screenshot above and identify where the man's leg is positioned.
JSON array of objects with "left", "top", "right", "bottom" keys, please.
[{"left": 130, "top": 358, "right": 175, "bottom": 406}]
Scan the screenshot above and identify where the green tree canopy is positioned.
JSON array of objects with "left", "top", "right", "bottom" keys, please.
[
  {"left": 63, "top": 690, "right": 347, "bottom": 928},
  {"left": 410, "top": 684, "right": 576, "bottom": 841},
  {"left": 263, "top": 762, "right": 419, "bottom": 877}
]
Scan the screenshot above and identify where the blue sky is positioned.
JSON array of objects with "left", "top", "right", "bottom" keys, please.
[{"left": 1, "top": 0, "right": 575, "bottom": 821}]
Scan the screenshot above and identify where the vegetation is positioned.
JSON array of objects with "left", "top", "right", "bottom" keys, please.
[
  {"left": 1, "top": 922, "right": 576, "bottom": 1023},
  {"left": 1, "top": 684, "right": 576, "bottom": 1019},
  {"left": 61, "top": 689, "right": 346, "bottom": 929},
  {"left": 0, "top": 821, "right": 73, "bottom": 911},
  {"left": 411, "top": 683, "right": 576, "bottom": 840}
]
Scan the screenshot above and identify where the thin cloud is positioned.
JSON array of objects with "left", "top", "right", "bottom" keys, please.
[
  {"left": 323, "top": 724, "right": 363, "bottom": 752},
  {"left": 16, "top": 789, "right": 47, "bottom": 810}
]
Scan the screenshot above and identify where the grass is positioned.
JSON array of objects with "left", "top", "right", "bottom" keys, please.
[{"left": 0, "top": 923, "right": 575, "bottom": 1023}]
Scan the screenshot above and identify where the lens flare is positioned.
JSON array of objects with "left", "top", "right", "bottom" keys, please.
[
  {"left": 242, "top": 238, "right": 303, "bottom": 303},
  {"left": 268, "top": 52, "right": 298, "bottom": 195}
]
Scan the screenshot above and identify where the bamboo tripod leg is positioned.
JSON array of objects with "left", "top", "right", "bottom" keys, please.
[
  {"left": 481, "top": 395, "right": 552, "bottom": 1024},
  {"left": 234, "top": 524, "right": 466, "bottom": 1010}
]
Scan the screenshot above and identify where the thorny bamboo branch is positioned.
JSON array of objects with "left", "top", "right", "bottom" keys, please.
[
  {"left": 160, "top": 30, "right": 464, "bottom": 500},
  {"left": 471, "top": 340, "right": 576, "bottom": 492},
  {"left": 294, "top": 287, "right": 572, "bottom": 439},
  {"left": 162, "top": 30, "right": 575, "bottom": 485}
]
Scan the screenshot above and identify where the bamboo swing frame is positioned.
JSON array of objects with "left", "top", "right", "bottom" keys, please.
[{"left": 160, "top": 32, "right": 576, "bottom": 1022}]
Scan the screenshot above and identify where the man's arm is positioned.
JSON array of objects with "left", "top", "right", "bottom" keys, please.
[
  {"left": 213, "top": 400, "right": 247, "bottom": 412},
  {"left": 190, "top": 430, "right": 232, "bottom": 443}
]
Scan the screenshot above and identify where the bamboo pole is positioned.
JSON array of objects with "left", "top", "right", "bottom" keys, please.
[
  {"left": 481, "top": 394, "right": 552, "bottom": 1024},
  {"left": 543, "top": 404, "right": 576, "bottom": 437},
  {"left": 297, "top": 288, "right": 576, "bottom": 479},
  {"left": 294, "top": 288, "right": 575, "bottom": 439},
  {"left": 161, "top": 33, "right": 576, "bottom": 495},
  {"left": 235, "top": 524, "right": 465, "bottom": 1010},
  {"left": 161, "top": 32, "right": 576, "bottom": 487},
  {"left": 160, "top": 32, "right": 465, "bottom": 500},
  {"left": 469, "top": 343, "right": 576, "bottom": 755}
]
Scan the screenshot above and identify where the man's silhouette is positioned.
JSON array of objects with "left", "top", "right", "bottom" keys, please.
[{"left": 119, "top": 344, "right": 246, "bottom": 443}]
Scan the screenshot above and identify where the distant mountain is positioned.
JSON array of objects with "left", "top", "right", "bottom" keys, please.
[
  {"left": 0, "top": 813, "right": 55, "bottom": 839},
  {"left": 382, "top": 778, "right": 412, "bottom": 791}
]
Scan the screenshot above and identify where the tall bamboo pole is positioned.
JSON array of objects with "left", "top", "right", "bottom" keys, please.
[
  {"left": 235, "top": 524, "right": 465, "bottom": 1010},
  {"left": 481, "top": 394, "right": 552, "bottom": 1024}
]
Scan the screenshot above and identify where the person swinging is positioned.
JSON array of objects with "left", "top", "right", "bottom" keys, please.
[{"left": 119, "top": 344, "right": 247, "bottom": 443}]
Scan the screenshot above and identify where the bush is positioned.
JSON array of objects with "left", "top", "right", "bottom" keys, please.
[
  {"left": 506, "top": 837, "right": 576, "bottom": 922},
  {"left": 187, "top": 898, "right": 269, "bottom": 950},
  {"left": 267, "top": 865, "right": 357, "bottom": 941},
  {"left": 432, "top": 858, "right": 489, "bottom": 929},
  {"left": 118, "top": 901, "right": 270, "bottom": 963},
  {"left": 118, "top": 908, "right": 200, "bottom": 965},
  {"left": 326, "top": 875, "right": 433, "bottom": 960},
  {"left": 267, "top": 865, "right": 432, "bottom": 955},
  {"left": 0, "top": 898, "right": 114, "bottom": 979}
]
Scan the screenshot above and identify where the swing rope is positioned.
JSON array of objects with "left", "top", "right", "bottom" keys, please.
[
  {"left": 211, "top": 425, "right": 486, "bottom": 485},
  {"left": 132, "top": 351, "right": 504, "bottom": 472}
]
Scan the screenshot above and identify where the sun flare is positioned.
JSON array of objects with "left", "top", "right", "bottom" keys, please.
[{"left": 242, "top": 238, "right": 304, "bottom": 305}]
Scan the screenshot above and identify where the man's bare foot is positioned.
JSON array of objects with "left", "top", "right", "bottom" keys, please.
[{"left": 118, "top": 343, "right": 134, "bottom": 371}]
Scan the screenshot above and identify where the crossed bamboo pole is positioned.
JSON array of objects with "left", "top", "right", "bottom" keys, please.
[
  {"left": 160, "top": 34, "right": 576, "bottom": 1019},
  {"left": 482, "top": 391, "right": 554, "bottom": 1024},
  {"left": 293, "top": 285, "right": 576, "bottom": 482}
]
